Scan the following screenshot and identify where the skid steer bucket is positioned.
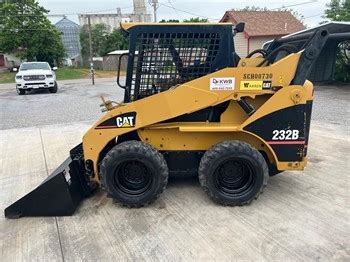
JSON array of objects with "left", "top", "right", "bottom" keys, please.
[{"left": 5, "top": 144, "right": 95, "bottom": 219}]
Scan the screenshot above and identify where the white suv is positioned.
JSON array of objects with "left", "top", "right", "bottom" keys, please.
[{"left": 15, "top": 62, "right": 58, "bottom": 95}]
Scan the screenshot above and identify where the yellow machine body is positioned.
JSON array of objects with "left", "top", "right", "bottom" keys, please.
[{"left": 83, "top": 52, "right": 313, "bottom": 184}]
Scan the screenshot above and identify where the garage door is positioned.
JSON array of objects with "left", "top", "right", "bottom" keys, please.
[{"left": 0, "top": 55, "right": 5, "bottom": 67}]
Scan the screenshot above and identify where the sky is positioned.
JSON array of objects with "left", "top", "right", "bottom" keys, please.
[{"left": 38, "top": 0, "right": 330, "bottom": 28}]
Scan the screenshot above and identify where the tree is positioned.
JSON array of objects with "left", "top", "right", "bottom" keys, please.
[
  {"left": 80, "top": 23, "right": 110, "bottom": 58},
  {"left": 183, "top": 17, "right": 208, "bottom": 23},
  {"left": 234, "top": 6, "right": 268, "bottom": 11},
  {"left": 324, "top": 0, "right": 350, "bottom": 21},
  {"left": 100, "top": 29, "right": 129, "bottom": 56},
  {"left": 159, "top": 18, "right": 207, "bottom": 23},
  {"left": 160, "top": 19, "right": 180, "bottom": 23},
  {"left": 324, "top": 0, "right": 350, "bottom": 82},
  {"left": 80, "top": 25, "right": 129, "bottom": 58},
  {"left": 0, "top": 0, "right": 65, "bottom": 65}
]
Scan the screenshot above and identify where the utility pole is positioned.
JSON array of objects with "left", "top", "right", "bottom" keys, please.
[
  {"left": 87, "top": 15, "right": 95, "bottom": 85},
  {"left": 149, "top": 0, "right": 159, "bottom": 22}
]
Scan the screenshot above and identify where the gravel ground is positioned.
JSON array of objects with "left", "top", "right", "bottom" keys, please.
[
  {"left": 0, "top": 78, "right": 124, "bottom": 130},
  {"left": 312, "top": 84, "right": 350, "bottom": 127},
  {"left": 0, "top": 79, "right": 349, "bottom": 130}
]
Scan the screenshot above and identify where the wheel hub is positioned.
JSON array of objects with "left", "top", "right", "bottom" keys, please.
[
  {"left": 115, "top": 160, "right": 152, "bottom": 195},
  {"left": 215, "top": 158, "right": 255, "bottom": 195}
]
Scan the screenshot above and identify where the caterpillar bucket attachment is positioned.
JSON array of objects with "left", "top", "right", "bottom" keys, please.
[
  {"left": 5, "top": 22, "right": 350, "bottom": 218},
  {"left": 5, "top": 145, "right": 95, "bottom": 218}
]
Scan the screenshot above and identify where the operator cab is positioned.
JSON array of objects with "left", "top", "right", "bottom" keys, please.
[{"left": 118, "top": 23, "right": 241, "bottom": 103}]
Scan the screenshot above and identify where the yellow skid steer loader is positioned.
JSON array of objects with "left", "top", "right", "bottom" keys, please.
[{"left": 5, "top": 22, "right": 350, "bottom": 218}]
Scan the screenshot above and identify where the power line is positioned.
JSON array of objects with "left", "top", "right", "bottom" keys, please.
[
  {"left": 0, "top": 1, "right": 323, "bottom": 24},
  {"left": 167, "top": 0, "right": 183, "bottom": 21},
  {"left": 0, "top": 4, "right": 149, "bottom": 18},
  {"left": 159, "top": 0, "right": 320, "bottom": 22},
  {"left": 159, "top": 2, "right": 216, "bottom": 20},
  {"left": 80, "top": 8, "right": 117, "bottom": 14},
  {"left": 0, "top": 14, "right": 50, "bottom": 17},
  {"left": 0, "top": 13, "right": 74, "bottom": 17},
  {"left": 119, "top": 5, "right": 134, "bottom": 10},
  {"left": 270, "top": 0, "right": 318, "bottom": 11},
  {"left": 304, "top": 13, "right": 323, "bottom": 19},
  {"left": 0, "top": 28, "right": 55, "bottom": 31},
  {"left": 79, "top": 5, "right": 148, "bottom": 14}
]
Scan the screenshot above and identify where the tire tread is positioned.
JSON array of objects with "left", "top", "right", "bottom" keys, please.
[
  {"left": 100, "top": 141, "right": 168, "bottom": 208},
  {"left": 198, "top": 140, "right": 269, "bottom": 206}
]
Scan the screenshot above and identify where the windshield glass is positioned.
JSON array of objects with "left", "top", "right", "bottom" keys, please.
[{"left": 20, "top": 63, "right": 50, "bottom": 71}]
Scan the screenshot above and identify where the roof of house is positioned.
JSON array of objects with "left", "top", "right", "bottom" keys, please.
[
  {"left": 55, "top": 17, "right": 79, "bottom": 28},
  {"left": 220, "top": 11, "right": 305, "bottom": 37}
]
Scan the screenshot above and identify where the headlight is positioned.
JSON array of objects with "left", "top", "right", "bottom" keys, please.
[
  {"left": 46, "top": 74, "right": 53, "bottom": 78},
  {"left": 15, "top": 75, "right": 22, "bottom": 80}
]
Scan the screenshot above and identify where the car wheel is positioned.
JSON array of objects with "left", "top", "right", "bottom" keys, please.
[
  {"left": 16, "top": 87, "right": 25, "bottom": 95},
  {"left": 49, "top": 81, "right": 58, "bottom": 93}
]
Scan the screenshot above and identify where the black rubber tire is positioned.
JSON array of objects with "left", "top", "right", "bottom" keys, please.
[
  {"left": 100, "top": 141, "right": 168, "bottom": 207},
  {"left": 199, "top": 140, "right": 269, "bottom": 206},
  {"left": 16, "top": 87, "right": 25, "bottom": 95},
  {"left": 49, "top": 82, "right": 58, "bottom": 93}
]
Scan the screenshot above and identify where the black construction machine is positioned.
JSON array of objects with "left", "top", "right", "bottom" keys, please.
[{"left": 5, "top": 22, "right": 350, "bottom": 218}]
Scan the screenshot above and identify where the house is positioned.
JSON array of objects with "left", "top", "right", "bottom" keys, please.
[
  {"left": 220, "top": 11, "right": 305, "bottom": 58},
  {"left": 0, "top": 53, "right": 21, "bottom": 70},
  {"left": 0, "top": 54, "right": 5, "bottom": 69},
  {"left": 55, "top": 17, "right": 82, "bottom": 66},
  {"left": 101, "top": 50, "right": 139, "bottom": 71}
]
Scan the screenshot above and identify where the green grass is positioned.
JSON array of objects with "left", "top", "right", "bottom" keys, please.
[
  {"left": 0, "top": 71, "right": 16, "bottom": 84},
  {"left": 55, "top": 68, "right": 89, "bottom": 80},
  {"left": 0, "top": 68, "right": 119, "bottom": 84}
]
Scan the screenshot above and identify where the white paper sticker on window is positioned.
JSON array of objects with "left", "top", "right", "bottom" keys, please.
[{"left": 210, "top": 78, "right": 235, "bottom": 91}]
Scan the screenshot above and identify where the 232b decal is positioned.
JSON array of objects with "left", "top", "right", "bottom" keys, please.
[{"left": 272, "top": 129, "right": 299, "bottom": 140}]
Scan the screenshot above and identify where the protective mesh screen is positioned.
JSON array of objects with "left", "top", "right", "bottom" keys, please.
[{"left": 131, "top": 32, "right": 221, "bottom": 100}]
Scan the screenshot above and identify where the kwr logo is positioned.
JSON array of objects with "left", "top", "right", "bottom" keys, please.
[
  {"left": 212, "top": 78, "right": 233, "bottom": 84},
  {"left": 244, "top": 83, "right": 249, "bottom": 88},
  {"left": 116, "top": 116, "right": 135, "bottom": 128},
  {"left": 210, "top": 77, "right": 235, "bottom": 91}
]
